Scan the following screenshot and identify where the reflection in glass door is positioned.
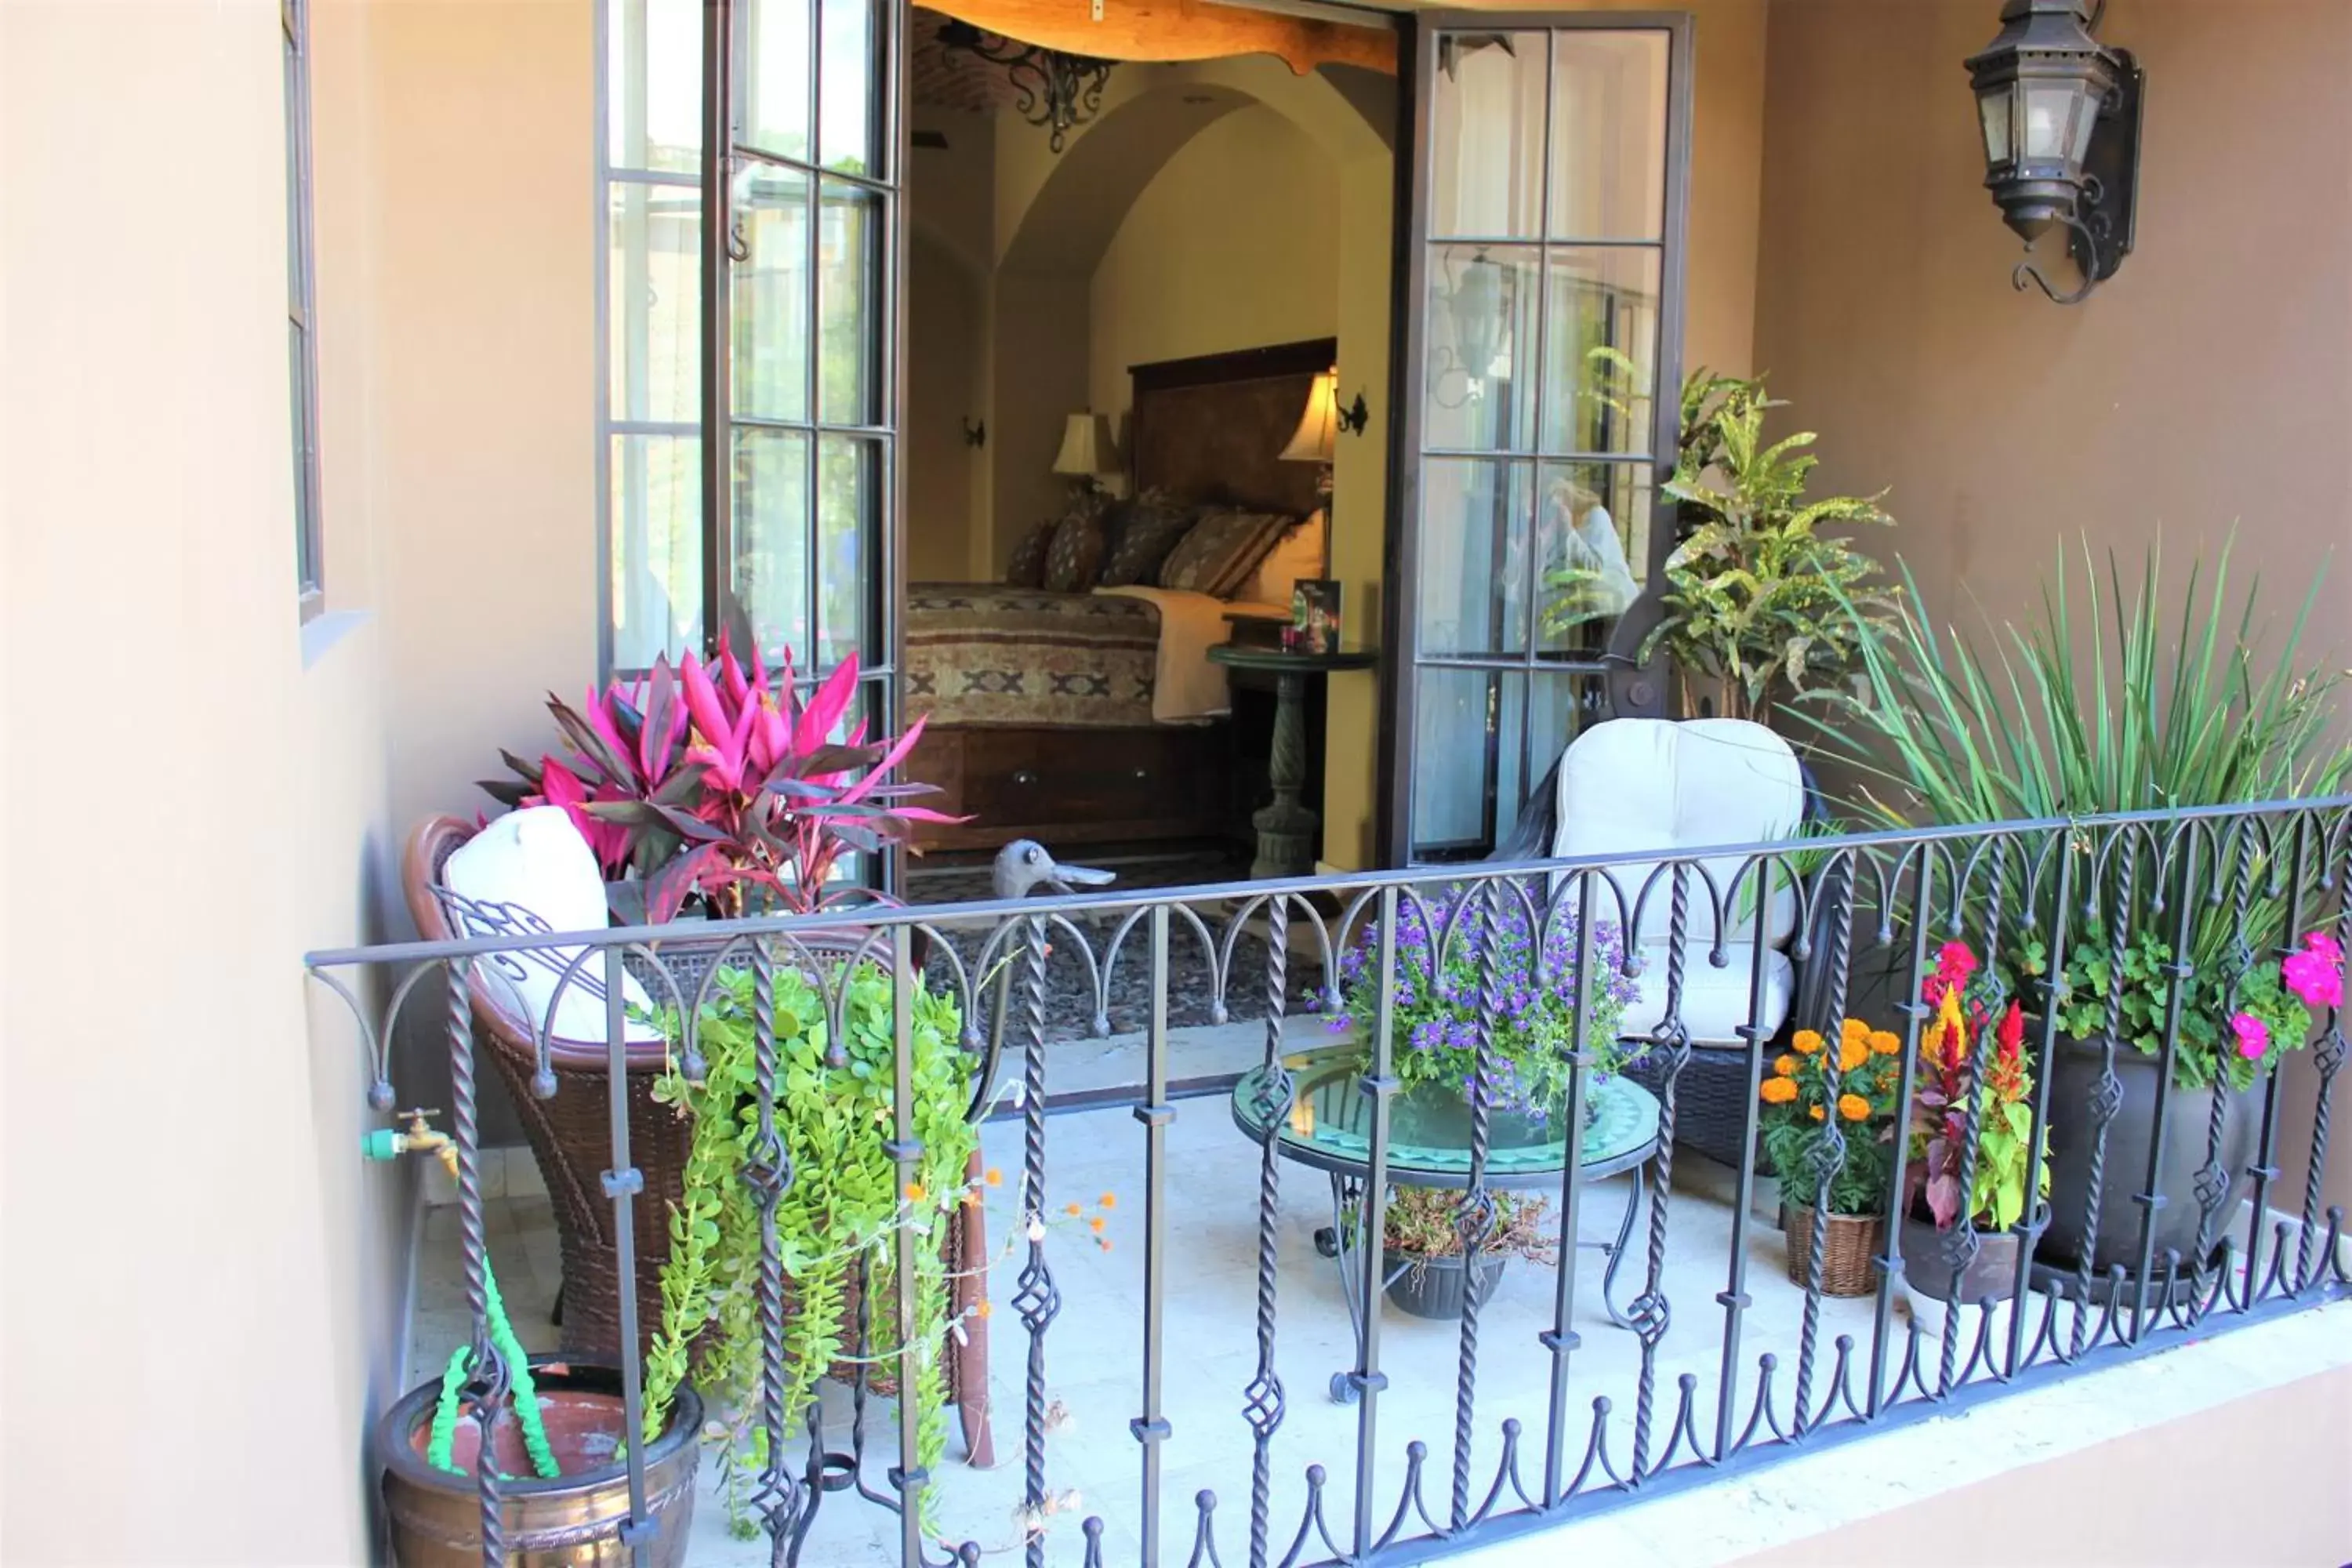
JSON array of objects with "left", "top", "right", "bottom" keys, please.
[
  {"left": 702, "top": 0, "right": 902, "bottom": 880},
  {"left": 1388, "top": 17, "right": 1691, "bottom": 863}
]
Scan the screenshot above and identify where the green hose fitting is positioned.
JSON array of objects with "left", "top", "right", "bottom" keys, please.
[{"left": 361, "top": 1128, "right": 404, "bottom": 1162}]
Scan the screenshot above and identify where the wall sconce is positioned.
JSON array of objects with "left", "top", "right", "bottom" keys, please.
[
  {"left": 1336, "top": 389, "right": 1370, "bottom": 435},
  {"left": 961, "top": 416, "right": 986, "bottom": 449},
  {"left": 1965, "top": 0, "right": 2143, "bottom": 305}
]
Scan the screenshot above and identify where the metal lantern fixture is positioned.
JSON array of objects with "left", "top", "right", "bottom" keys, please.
[
  {"left": 1964, "top": 0, "right": 2143, "bottom": 304},
  {"left": 938, "top": 20, "right": 1113, "bottom": 154}
]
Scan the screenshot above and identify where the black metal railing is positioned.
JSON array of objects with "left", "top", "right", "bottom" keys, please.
[{"left": 309, "top": 800, "right": 2352, "bottom": 1566}]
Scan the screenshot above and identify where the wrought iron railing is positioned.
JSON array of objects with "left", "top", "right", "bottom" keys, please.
[{"left": 308, "top": 798, "right": 2352, "bottom": 1567}]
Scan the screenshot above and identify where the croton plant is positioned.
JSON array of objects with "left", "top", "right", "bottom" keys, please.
[{"left": 482, "top": 637, "right": 956, "bottom": 923}]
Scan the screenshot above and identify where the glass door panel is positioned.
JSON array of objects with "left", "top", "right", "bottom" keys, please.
[{"left": 1390, "top": 16, "right": 1690, "bottom": 864}]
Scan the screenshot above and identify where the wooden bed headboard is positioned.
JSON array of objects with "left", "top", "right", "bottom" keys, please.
[{"left": 1126, "top": 336, "right": 1335, "bottom": 517}]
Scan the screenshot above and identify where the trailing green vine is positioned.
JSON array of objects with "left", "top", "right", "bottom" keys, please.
[{"left": 644, "top": 961, "right": 978, "bottom": 1537}]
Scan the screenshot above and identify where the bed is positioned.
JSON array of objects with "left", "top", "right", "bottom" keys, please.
[{"left": 904, "top": 336, "right": 1335, "bottom": 853}]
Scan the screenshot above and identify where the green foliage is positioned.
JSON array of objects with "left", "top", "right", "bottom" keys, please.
[
  {"left": 1377, "top": 1187, "right": 1555, "bottom": 1264},
  {"left": 1640, "top": 372, "right": 1896, "bottom": 723},
  {"left": 1759, "top": 1021, "right": 1904, "bottom": 1217},
  {"left": 643, "top": 962, "right": 976, "bottom": 1534},
  {"left": 1808, "top": 537, "right": 2349, "bottom": 1089},
  {"left": 2025, "top": 927, "right": 2314, "bottom": 1093}
]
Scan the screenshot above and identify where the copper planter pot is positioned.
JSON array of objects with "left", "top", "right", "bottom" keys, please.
[{"left": 380, "top": 1359, "right": 700, "bottom": 1567}]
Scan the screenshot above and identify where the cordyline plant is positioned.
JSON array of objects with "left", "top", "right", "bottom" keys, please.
[{"left": 483, "top": 638, "right": 957, "bottom": 923}]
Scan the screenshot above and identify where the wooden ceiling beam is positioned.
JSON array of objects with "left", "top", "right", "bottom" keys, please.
[{"left": 931, "top": 0, "right": 1397, "bottom": 77}]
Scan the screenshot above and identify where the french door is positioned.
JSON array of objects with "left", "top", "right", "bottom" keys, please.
[{"left": 1381, "top": 13, "right": 1692, "bottom": 865}]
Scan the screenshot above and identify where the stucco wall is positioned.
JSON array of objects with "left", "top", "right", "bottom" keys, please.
[
  {"left": 1753, "top": 0, "right": 2352, "bottom": 1211},
  {"left": 2, "top": 1, "right": 408, "bottom": 1559}
]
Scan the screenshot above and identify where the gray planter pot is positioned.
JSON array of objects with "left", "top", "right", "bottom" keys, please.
[
  {"left": 1900, "top": 1215, "right": 2024, "bottom": 1305},
  {"left": 1385, "top": 1249, "right": 1508, "bottom": 1319},
  {"left": 2038, "top": 1034, "right": 2263, "bottom": 1279}
]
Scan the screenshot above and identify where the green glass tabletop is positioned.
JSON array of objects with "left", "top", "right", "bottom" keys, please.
[{"left": 1229, "top": 1044, "right": 1660, "bottom": 1188}]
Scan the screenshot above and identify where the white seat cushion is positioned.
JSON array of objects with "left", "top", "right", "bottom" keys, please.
[
  {"left": 442, "top": 806, "right": 662, "bottom": 1045},
  {"left": 1619, "top": 939, "right": 1794, "bottom": 1047},
  {"left": 1550, "top": 718, "right": 1808, "bottom": 950}
]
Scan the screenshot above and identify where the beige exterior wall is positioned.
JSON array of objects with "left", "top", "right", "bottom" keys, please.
[
  {"left": 1752, "top": 0, "right": 2352, "bottom": 1210},
  {"left": 2, "top": 1, "right": 408, "bottom": 1559}
]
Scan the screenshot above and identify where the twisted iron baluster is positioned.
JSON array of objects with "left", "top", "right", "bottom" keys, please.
[
  {"left": 2294, "top": 858, "right": 2351, "bottom": 1290},
  {"left": 1868, "top": 848, "right": 1936, "bottom": 1410},
  {"left": 743, "top": 941, "right": 808, "bottom": 1563},
  {"left": 1629, "top": 865, "right": 1691, "bottom": 1477},
  {"left": 448, "top": 957, "right": 506, "bottom": 1567},
  {"left": 1936, "top": 842, "right": 2007, "bottom": 1396},
  {"left": 2005, "top": 841, "right": 2074, "bottom": 1377},
  {"left": 2071, "top": 852, "right": 2139, "bottom": 1354},
  {"left": 1011, "top": 913, "right": 1059, "bottom": 1568},
  {"left": 1243, "top": 895, "right": 1294, "bottom": 1567},
  {"left": 887, "top": 927, "right": 929, "bottom": 1566},
  {"left": 1448, "top": 882, "right": 1504, "bottom": 1527},
  {"left": 2190, "top": 830, "right": 2263, "bottom": 1312},
  {"left": 1792, "top": 858, "right": 1856, "bottom": 1437}
]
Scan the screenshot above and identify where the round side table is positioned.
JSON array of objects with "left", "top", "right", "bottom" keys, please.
[{"left": 1207, "top": 642, "right": 1377, "bottom": 878}]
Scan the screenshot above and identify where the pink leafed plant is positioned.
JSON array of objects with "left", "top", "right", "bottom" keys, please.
[{"left": 483, "top": 637, "right": 960, "bottom": 922}]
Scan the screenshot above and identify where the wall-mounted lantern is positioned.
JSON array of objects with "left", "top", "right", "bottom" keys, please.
[{"left": 1964, "top": 0, "right": 2143, "bottom": 304}]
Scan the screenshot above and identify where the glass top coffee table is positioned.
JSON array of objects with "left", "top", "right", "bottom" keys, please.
[{"left": 1232, "top": 1044, "right": 1661, "bottom": 1403}]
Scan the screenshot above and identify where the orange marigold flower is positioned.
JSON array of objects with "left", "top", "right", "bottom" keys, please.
[
  {"left": 1772, "top": 1053, "right": 1798, "bottom": 1078},
  {"left": 1809, "top": 1104, "right": 1825, "bottom": 1121},
  {"left": 1089, "top": 1217, "right": 1105, "bottom": 1233},
  {"left": 1065, "top": 1202, "right": 1082, "bottom": 1218},
  {"left": 976, "top": 1299, "right": 993, "bottom": 1320},
  {"left": 1868, "top": 1029, "right": 1901, "bottom": 1056},
  {"left": 1099, "top": 1193, "right": 1116, "bottom": 1210},
  {"left": 1792, "top": 1029, "right": 1825, "bottom": 1055},
  {"left": 1837, "top": 1093, "right": 1872, "bottom": 1123},
  {"left": 985, "top": 1167, "right": 1004, "bottom": 1187},
  {"left": 903, "top": 1181, "right": 926, "bottom": 1203},
  {"left": 1840, "top": 1018, "right": 1870, "bottom": 1046},
  {"left": 1759, "top": 1076, "right": 1799, "bottom": 1105},
  {"left": 1098, "top": 1238, "right": 1114, "bottom": 1253},
  {"left": 1838, "top": 1038, "right": 1871, "bottom": 1072}
]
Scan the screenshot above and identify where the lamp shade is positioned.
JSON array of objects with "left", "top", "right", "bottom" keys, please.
[
  {"left": 1279, "top": 370, "right": 1339, "bottom": 465},
  {"left": 1051, "top": 412, "right": 1117, "bottom": 477}
]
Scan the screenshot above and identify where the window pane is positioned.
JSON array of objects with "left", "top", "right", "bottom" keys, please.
[
  {"left": 612, "top": 432, "right": 703, "bottom": 670},
  {"left": 733, "top": 163, "right": 811, "bottom": 421},
  {"left": 1429, "top": 32, "right": 1546, "bottom": 238},
  {"left": 290, "top": 319, "right": 318, "bottom": 592},
  {"left": 1539, "top": 246, "right": 1661, "bottom": 456},
  {"left": 816, "top": 433, "right": 878, "bottom": 669},
  {"left": 1411, "top": 670, "right": 1606, "bottom": 861},
  {"left": 1548, "top": 31, "right": 1668, "bottom": 240},
  {"left": 734, "top": 426, "right": 811, "bottom": 666},
  {"left": 818, "top": 0, "right": 880, "bottom": 176},
  {"left": 818, "top": 180, "right": 883, "bottom": 425},
  {"left": 608, "top": 182, "right": 700, "bottom": 423},
  {"left": 608, "top": 0, "right": 702, "bottom": 174},
  {"left": 1423, "top": 244, "right": 1541, "bottom": 452},
  {"left": 1417, "top": 458, "right": 1534, "bottom": 657},
  {"left": 742, "top": 0, "right": 812, "bottom": 162},
  {"left": 1534, "top": 459, "right": 1652, "bottom": 659}
]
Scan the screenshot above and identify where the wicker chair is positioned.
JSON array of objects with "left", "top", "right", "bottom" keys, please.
[{"left": 401, "top": 816, "right": 993, "bottom": 1466}]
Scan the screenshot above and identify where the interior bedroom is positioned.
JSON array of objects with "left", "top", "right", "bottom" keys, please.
[{"left": 893, "top": 5, "right": 1402, "bottom": 887}]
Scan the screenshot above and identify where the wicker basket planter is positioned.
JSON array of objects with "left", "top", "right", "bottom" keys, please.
[{"left": 1780, "top": 1203, "right": 1883, "bottom": 1297}]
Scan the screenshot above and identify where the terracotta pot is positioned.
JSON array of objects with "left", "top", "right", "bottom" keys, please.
[
  {"left": 2038, "top": 1034, "right": 2263, "bottom": 1279},
  {"left": 1900, "top": 1215, "right": 2023, "bottom": 1305},
  {"left": 1780, "top": 1203, "right": 1883, "bottom": 1297},
  {"left": 380, "top": 1359, "right": 700, "bottom": 1567}
]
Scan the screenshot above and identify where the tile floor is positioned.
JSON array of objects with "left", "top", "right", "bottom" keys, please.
[{"left": 408, "top": 1021, "right": 2267, "bottom": 1567}]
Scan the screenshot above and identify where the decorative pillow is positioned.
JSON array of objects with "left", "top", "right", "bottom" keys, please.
[
  {"left": 1096, "top": 488, "right": 1195, "bottom": 587},
  {"left": 441, "top": 807, "right": 662, "bottom": 1044},
  {"left": 1236, "top": 508, "right": 1327, "bottom": 606},
  {"left": 1043, "top": 502, "right": 1109, "bottom": 592},
  {"left": 1159, "top": 507, "right": 1294, "bottom": 597},
  {"left": 1004, "top": 517, "right": 1058, "bottom": 587}
]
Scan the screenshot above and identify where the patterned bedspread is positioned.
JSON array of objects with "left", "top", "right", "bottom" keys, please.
[{"left": 905, "top": 584, "right": 1160, "bottom": 728}]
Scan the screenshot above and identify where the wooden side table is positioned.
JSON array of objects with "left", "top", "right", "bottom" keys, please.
[{"left": 1207, "top": 642, "right": 1379, "bottom": 877}]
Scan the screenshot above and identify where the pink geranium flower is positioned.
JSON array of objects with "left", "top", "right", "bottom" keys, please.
[
  {"left": 2229, "top": 1011, "right": 2270, "bottom": 1061},
  {"left": 2281, "top": 931, "right": 2346, "bottom": 1010}
]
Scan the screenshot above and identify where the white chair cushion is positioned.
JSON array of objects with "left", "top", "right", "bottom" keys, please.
[
  {"left": 1549, "top": 718, "right": 1807, "bottom": 951},
  {"left": 442, "top": 807, "right": 662, "bottom": 1045},
  {"left": 1619, "top": 939, "right": 1794, "bottom": 1047}
]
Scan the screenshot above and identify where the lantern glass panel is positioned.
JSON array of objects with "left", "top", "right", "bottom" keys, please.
[
  {"left": 2021, "top": 82, "right": 2085, "bottom": 162},
  {"left": 1977, "top": 84, "right": 2013, "bottom": 166}
]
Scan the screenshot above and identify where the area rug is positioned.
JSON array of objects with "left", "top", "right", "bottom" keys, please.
[{"left": 908, "top": 849, "right": 1327, "bottom": 1041}]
